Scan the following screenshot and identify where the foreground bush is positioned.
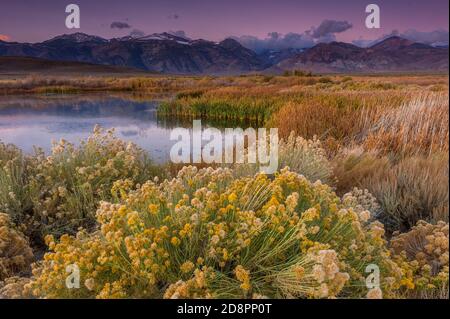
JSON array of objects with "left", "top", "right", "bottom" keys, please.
[
  {"left": 0, "top": 213, "right": 34, "bottom": 281},
  {"left": 30, "top": 167, "right": 401, "bottom": 299},
  {"left": 390, "top": 220, "right": 449, "bottom": 299},
  {"left": 0, "top": 143, "right": 32, "bottom": 221},
  {"left": 26, "top": 126, "right": 158, "bottom": 239}
]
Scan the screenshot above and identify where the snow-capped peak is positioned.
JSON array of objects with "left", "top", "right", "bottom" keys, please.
[
  {"left": 45, "top": 32, "right": 108, "bottom": 43},
  {"left": 116, "top": 32, "right": 192, "bottom": 45}
]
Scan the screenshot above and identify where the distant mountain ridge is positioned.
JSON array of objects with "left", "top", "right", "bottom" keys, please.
[
  {"left": 274, "top": 36, "right": 449, "bottom": 73},
  {"left": 0, "top": 32, "right": 264, "bottom": 74},
  {"left": 0, "top": 33, "right": 448, "bottom": 74}
]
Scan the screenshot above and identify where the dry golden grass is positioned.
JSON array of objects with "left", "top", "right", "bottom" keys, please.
[{"left": 360, "top": 92, "right": 449, "bottom": 156}]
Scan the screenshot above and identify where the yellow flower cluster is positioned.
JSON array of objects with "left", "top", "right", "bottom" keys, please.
[
  {"left": 26, "top": 166, "right": 404, "bottom": 299},
  {"left": 342, "top": 187, "right": 380, "bottom": 219},
  {"left": 163, "top": 267, "right": 214, "bottom": 299},
  {"left": 390, "top": 220, "right": 449, "bottom": 299},
  {"left": 274, "top": 249, "right": 350, "bottom": 298}
]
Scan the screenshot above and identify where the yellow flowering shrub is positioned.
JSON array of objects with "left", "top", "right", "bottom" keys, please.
[
  {"left": 27, "top": 126, "right": 158, "bottom": 238},
  {"left": 390, "top": 220, "right": 449, "bottom": 299},
  {"left": 0, "top": 213, "right": 34, "bottom": 281},
  {"left": 30, "top": 166, "right": 401, "bottom": 299}
]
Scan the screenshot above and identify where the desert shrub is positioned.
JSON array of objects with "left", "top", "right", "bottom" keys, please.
[
  {"left": 0, "top": 143, "right": 33, "bottom": 221},
  {"left": 277, "top": 133, "right": 332, "bottom": 184},
  {"left": 30, "top": 167, "right": 401, "bottom": 299},
  {"left": 390, "top": 221, "right": 449, "bottom": 299},
  {"left": 27, "top": 126, "right": 158, "bottom": 239},
  {"left": 342, "top": 188, "right": 381, "bottom": 219},
  {"left": 0, "top": 213, "right": 34, "bottom": 281},
  {"left": 360, "top": 154, "right": 449, "bottom": 232},
  {"left": 232, "top": 133, "right": 332, "bottom": 184},
  {"left": 0, "top": 276, "right": 33, "bottom": 299}
]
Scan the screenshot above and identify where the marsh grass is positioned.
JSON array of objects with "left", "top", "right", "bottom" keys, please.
[{"left": 360, "top": 92, "right": 449, "bottom": 156}]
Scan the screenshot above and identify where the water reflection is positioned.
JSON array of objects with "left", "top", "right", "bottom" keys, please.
[
  {"left": 0, "top": 93, "right": 259, "bottom": 163},
  {"left": 0, "top": 94, "right": 171, "bottom": 162}
]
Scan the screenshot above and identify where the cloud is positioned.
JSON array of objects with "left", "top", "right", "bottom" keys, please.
[
  {"left": 232, "top": 33, "right": 314, "bottom": 53},
  {"left": 168, "top": 30, "right": 190, "bottom": 39},
  {"left": 233, "top": 19, "right": 352, "bottom": 52},
  {"left": 351, "top": 38, "right": 376, "bottom": 47},
  {"left": 0, "top": 34, "right": 10, "bottom": 41},
  {"left": 110, "top": 21, "right": 131, "bottom": 29},
  {"left": 401, "top": 29, "right": 449, "bottom": 46},
  {"left": 129, "top": 29, "right": 145, "bottom": 37},
  {"left": 311, "top": 20, "right": 353, "bottom": 38},
  {"left": 353, "top": 29, "right": 449, "bottom": 47}
]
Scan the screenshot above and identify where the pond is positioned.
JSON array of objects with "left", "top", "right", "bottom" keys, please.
[
  {"left": 0, "top": 93, "right": 259, "bottom": 163},
  {"left": 0, "top": 93, "right": 180, "bottom": 163}
]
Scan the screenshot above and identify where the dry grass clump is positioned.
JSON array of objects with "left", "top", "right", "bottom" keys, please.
[
  {"left": 29, "top": 167, "right": 401, "bottom": 299},
  {"left": 333, "top": 149, "right": 448, "bottom": 233},
  {"left": 360, "top": 154, "right": 449, "bottom": 232},
  {"left": 390, "top": 220, "right": 449, "bottom": 299},
  {"left": 332, "top": 147, "right": 389, "bottom": 195},
  {"left": 0, "top": 213, "right": 34, "bottom": 281},
  {"left": 361, "top": 93, "right": 449, "bottom": 156},
  {"left": 269, "top": 91, "right": 407, "bottom": 145}
]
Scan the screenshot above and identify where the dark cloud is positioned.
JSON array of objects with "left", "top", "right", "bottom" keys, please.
[
  {"left": 233, "top": 19, "right": 352, "bottom": 53},
  {"left": 353, "top": 29, "right": 449, "bottom": 47},
  {"left": 311, "top": 20, "right": 353, "bottom": 38},
  {"left": 110, "top": 21, "right": 132, "bottom": 29},
  {"left": 232, "top": 32, "right": 314, "bottom": 53}
]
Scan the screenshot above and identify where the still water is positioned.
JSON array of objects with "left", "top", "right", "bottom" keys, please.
[{"left": 0, "top": 93, "right": 191, "bottom": 163}]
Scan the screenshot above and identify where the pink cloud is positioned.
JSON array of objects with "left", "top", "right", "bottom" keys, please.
[{"left": 0, "top": 34, "right": 11, "bottom": 41}]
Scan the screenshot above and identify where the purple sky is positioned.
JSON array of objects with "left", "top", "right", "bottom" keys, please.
[{"left": 0, "top": 0, "right": 448, "bottom": 45}]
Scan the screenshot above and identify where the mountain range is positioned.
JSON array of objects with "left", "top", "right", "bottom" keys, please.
[{"left": 0, "top": 32, "right": 448, "bottom": 74}]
